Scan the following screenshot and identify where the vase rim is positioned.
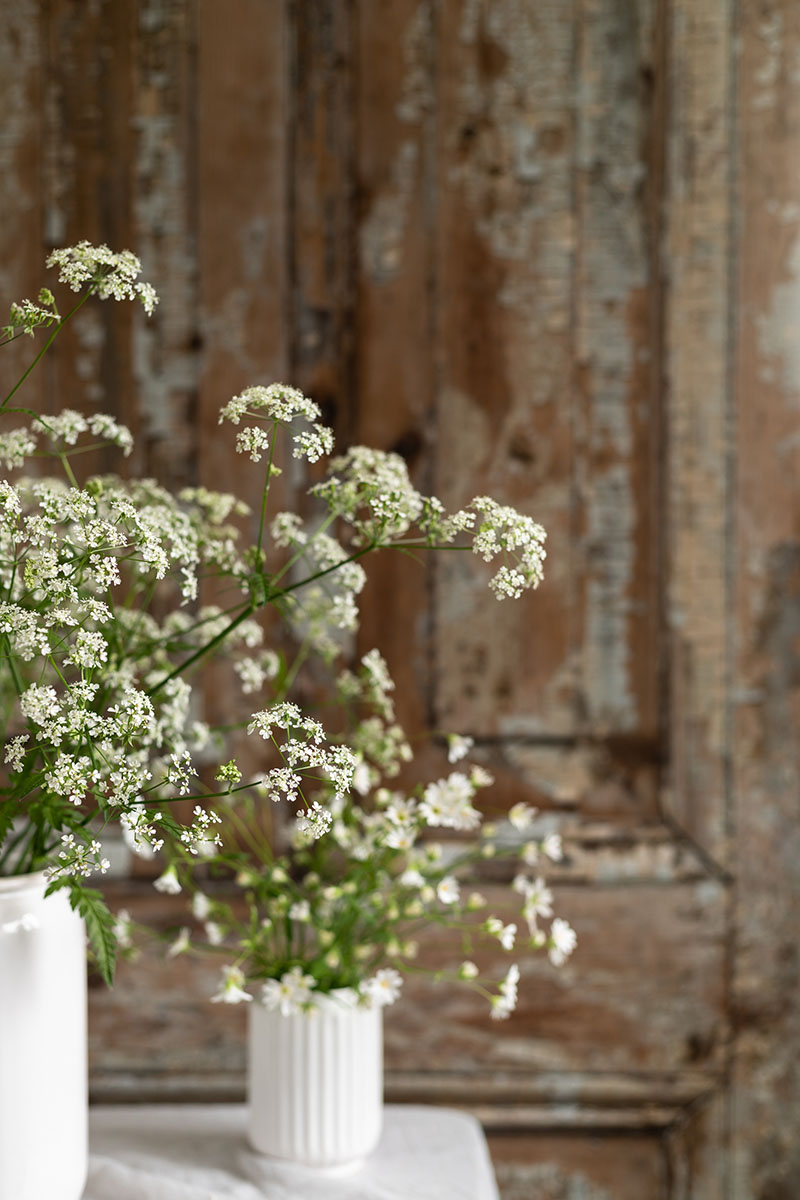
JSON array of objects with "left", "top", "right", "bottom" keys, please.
[{"left": 0, "top": 869, "right": 49, "bottom": 896}]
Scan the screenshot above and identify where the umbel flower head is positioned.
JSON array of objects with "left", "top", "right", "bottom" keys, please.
[{"left": 0, "top": 243, "right": 568, "bottom": 1013}]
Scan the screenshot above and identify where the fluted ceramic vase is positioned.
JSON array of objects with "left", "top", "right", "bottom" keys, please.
[
  {"left": 0, "top": 872, "right": 87, "bottom": 1200},
  {"left": 248, "top": 995, "right": 383, "bottom": 1170}
]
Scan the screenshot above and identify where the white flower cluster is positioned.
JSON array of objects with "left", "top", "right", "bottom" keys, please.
[
  {"left": 179, "top": 805, "right": 223, "bottom": 856},
  {"left": 277, "top": 531, "right": 368, "bottom": 661},
  {"left": 45, "top": 242, "right": 158, "bottom": 315},
  {"left": 312, "top": 447, "right": 424, "bottom": 542},
  {"left": 243, "top": 965, "right": 403, "bottom": 1015},
  {"left": 246, "top": 702, "right": 357, "bottom": 837},
  {"left": 2, "top": 290, "right": 60, "bottom": 340},
  {"left": 219, "top": 383, "right": 334, "bottom": 464},
  {"left": 452, "top": 495, "right": 547, "bottom": 599},
  {"left": 46, "top": 832, "right": 111, "bottom": 881}
]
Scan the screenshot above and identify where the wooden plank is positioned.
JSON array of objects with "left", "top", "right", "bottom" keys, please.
[
  {"left": 662, "top": 0, "right": 734, "bottom": 864},
  {"left": 288, "top": 0, "right": 355, "bottom": 435},
  {"left": 384, "top": 882, "right": 727, "bottom": 1077},
  {"left": 0, "top": 0, "right": 44, "bottom": 409},
  {"left": 489, "top": 1132, "right": 669, "bottom": 1200},
  {"left": 574, "top": 0, "right": 661, "bottom": 739},
  {"left": 732, "top": 2, "right": 800, "bottom": 1196},
  {"left": 191, "top": 0, "right": 291, "bottom": 838},
  {"left": 89, "top": 879, "right": 727, "bottom": 1091},
  {"left": 196, "top": 0, "right": 289, "bottom": 493},
  {"left": 129, "top": 0, "right": 199, "bottom": 489},
  {"left": 40, "top": 0, "right": 137, "bottom": 439},
  {"left": 353, "top": 0, "right": 437, "bottom": 734},
  {"left": 664, "top": 1091, "right": 726, "bottom": 1200},
  {"left": 433, "top": 0, "right": 577, "bottom": 738}
]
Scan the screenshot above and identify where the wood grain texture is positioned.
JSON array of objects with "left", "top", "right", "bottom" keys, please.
[
  {"left": 5, "top": 1, "right": 799, "bottom": 1193},
  {"left": 489, "top": 1133, "right": 668, "bottom": 1200},
  {"left": 733, "top": 2, "right": 800, "bottom": 1196},
  {"left": 662, "top": 0, "right": 734, "bottom": 867},
  {"left": 433, "top": 0, "right": 577, "bottom": 739},
  {"left": 0, "top": 0, "right": 44, "bottom": 408},
  {"left": 574, "top": 0, "right": 661, "bottom": 741},
  {"left": 353, "top": 0, "right": 437, "bottom": 734},
  {"left": 89, "top": 878, "right": 726, "bottom": 1096}
]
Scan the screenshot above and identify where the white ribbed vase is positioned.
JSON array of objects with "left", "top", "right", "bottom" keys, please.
[
  {"left": 247, "top": 996, "right": 383, "bottom": 1169},
  {"left": 0, "top": 872, "right": 87, "bottom": 1200}
]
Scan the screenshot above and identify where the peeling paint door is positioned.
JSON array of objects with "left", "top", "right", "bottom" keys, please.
[{"left": 0, "top": 1, "right": 797, "bottom": 1196}]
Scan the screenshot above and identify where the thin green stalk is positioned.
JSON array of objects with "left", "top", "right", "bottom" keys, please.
[
  {"left": 1, "top": 289, "right": 94, "bottom": 412},
  {"left": 146, "top": 602, "right": 254, "bottom": 696}
]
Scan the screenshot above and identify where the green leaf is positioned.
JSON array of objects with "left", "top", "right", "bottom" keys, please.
[
  {"left": 0, "top": 799, "right": 17, "bottom": 849},
  {"left": 69, "top": 884, "right": 117, "bottom": 987}
]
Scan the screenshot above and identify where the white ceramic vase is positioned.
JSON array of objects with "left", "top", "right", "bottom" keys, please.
[
  {"left": 248, "top": 995, "right": 383, "bottom": 1170},
  {"left": 0, "top": 871, "right": 87, "bottom": 1200}
]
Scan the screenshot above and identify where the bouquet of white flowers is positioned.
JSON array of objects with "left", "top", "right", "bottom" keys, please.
[{"left": 0, "top": 242, "right": 573, "bottom": 1007}]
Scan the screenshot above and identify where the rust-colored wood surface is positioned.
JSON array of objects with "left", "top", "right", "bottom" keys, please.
[{"left": 1, "top": 1, "right": 798, "bottom": 1196}]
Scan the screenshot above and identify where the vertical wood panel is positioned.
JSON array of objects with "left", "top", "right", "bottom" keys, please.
[
  {"left": 193, "top": 0, "right": 290, "bottom": 810},
  {"left": 289, "top": 0, "right": 355, "bottom": 440},
  {"left": 354, "top": 0, "right": 436, "bottom": 732},
  {"left": 0, "top": 0, "right": 44, "bottom": 408},
  {"left": 130, "top": 0, "right": 199, "bottom": 489},
  {"left": 490, "top": 1133, "right": 669, "bottom": 1200},
  {"left": 6, "top": 3, "right": 794, "bottom": 1191},
  {"left": 434, "top": 0, "right": 577, "bottom": 739},
  {"left": 733, "top": 3, "right": 800, "bottom": 1195},
  {"left": 196, "top": 0, "right": 289, "bottom": 494},
  {"left": 41, "top": 0, "right": 137, "bottom": 442},
  {"left": 663, "top": 0, "right": 734, "bottom": 864},
  {"left": 574, "top": 0, "right": 661, "bottom": 740}
]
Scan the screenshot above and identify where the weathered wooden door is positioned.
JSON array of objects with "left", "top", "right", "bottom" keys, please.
[{"left": 1, "top": 1, "right": 797, "bottom": 1196}]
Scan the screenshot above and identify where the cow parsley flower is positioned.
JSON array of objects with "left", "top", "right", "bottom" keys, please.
[
  {"left": 4, "top": 734, "right": 29, "bottom": 771},
  {"left": 46, "top": 242, "right": 159, "bottom": 313}
]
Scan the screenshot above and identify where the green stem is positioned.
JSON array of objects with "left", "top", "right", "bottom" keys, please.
[
  {"left": 1, "top": 289, "right": 94, "bottom": 413},
  {"left": 146, "top": 603, "right": 255, "bottom": 696}
]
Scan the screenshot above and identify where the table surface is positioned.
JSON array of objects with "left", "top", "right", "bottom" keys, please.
[{"left": 84, "top": 1104, "right": 500, "bottom": 1200}]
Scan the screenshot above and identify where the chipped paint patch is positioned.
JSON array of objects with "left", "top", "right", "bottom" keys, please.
[
  {"left": 756, "top": 234, "right": 800, "bottom": 400},
  {"left": 584, "top": 466, "right": 637, "bottom": 731},
  {"left": 360, "top": 141, "right": 419, "bottom": 282}
]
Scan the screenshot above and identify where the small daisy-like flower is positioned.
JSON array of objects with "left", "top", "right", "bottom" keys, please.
[
  {"left": 509, "top": 802, "right": 537, "bottom": 831},
  {"left": 446, "top": 734, "right": 474, "bottom": 764},
  {"left": 436, "top": 876, "right": 460, "bottom": 905},
  {"left": 261, "top": 966, "right": 316, "bottom": 1016},
  {"left": 486, "top": 917, "right": 517, "bottom": 950},
  {"left": 363, "top": 967, "right": 403, "bottom": 1008},
  {"left": 211, "top": 965, "right": 252, "bottom": 1005},
  {"left": 542, "top": 833, "right": 563, "bottom": 862},
  {"left": 153, "top": 864, "right": 181, "bottom": 895},
  {"left": 548, "top": 917, "right": 577, "bottom": 966},
  {"left": 167, "top": 927, "right": 191, "bottom": 958},
  {"left": 205, "top": 922, "right": 224, "bottom": 946}
]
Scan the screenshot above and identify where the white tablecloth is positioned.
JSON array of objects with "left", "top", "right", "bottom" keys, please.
[{"left": 84, "top": 1104, "right": 500, "bottom": 1200}]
